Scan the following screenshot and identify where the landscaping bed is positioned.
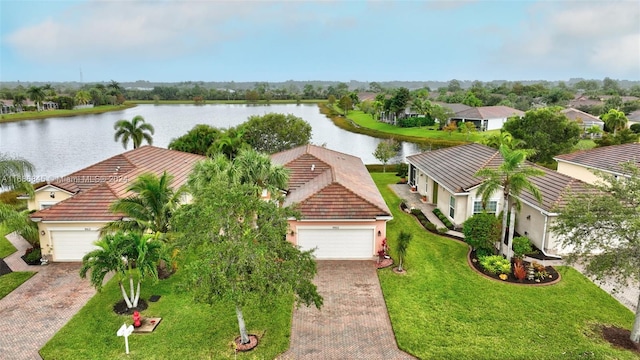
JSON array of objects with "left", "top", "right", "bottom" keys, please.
[{"left": 468, "top": 249, "right": 560, "bottom": 285}]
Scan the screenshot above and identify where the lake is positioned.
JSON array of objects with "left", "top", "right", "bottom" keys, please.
[{"left": 0, "top": 104, "right": 420, "bottom": 180}]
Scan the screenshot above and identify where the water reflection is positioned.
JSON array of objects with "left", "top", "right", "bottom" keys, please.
[{"left": 0, "top": 104, "right": 421, "bottom": 179}]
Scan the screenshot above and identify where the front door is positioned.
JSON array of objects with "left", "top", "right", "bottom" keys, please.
[{"left": 432, "top": 182, "right": 439, "bottom": 205}]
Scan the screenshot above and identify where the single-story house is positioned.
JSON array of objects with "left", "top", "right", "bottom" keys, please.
[
  {"left": 407, "top": 143, "right": 592, "bottom": 256},
  {"left": 560, "top": 108, "right": 604, "bottom": 137},
  {"left": 554, "top": 143, "right": 640, "bottom": 185},
  {"left": 271, "top": 144, "right": 392, "bottom": 260},
  {"left": 449, "top": 106, "right": 524, "bottom": 131},
  {"left": 28, "top": 146, "right": 205, "bottom": 261}
]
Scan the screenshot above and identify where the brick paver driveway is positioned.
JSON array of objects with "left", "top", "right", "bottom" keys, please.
[
  {"left": 278, "top": 261, "right": 415, "bottom": 359},
  {"left": 0, "top": 263, "right": 99, "bottom": 360}
]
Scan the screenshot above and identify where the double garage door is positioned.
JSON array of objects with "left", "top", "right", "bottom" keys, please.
[
  {"left": 51, "top": 230, "right": 101, "bottom": 262},
  {"left": 297, "top": 227, "right": 374, "bottom": 259}
]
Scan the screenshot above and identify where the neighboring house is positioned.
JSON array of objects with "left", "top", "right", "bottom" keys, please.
[
  {"left": 449, "top": 106, "right": 524, "bottom": 131},
  {"left": 560, "top": 108, "right": 604, "bottom": 138},
  {"left": 407, "top": 143, "right": 592, "bottom": 256},
  {"left": 554, "top": 143, "right": 640, "bottom": 185},
  {"left": 627, "top": 109, "right": 640, "bottom": 126},
  {"left": 28, "top": 146, "right": 205, "bottom": 262},
  {"left": 42, "top": 101, "right": 59, "bottom": 111},
  {"left": 431, "top": 101, "right": 471, "bottom": 114},
  {"left": 271, "top": 145, "right": 392, "bottom": 260}
]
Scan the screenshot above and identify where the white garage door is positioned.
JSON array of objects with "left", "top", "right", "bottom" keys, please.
[
  {"left": 297, "top": 228, "right": 374, "bottom": 259},
  {"left": 51, "top": 230, "right": 101, "bottom": 262}
]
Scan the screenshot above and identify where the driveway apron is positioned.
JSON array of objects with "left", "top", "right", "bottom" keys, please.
[
  {"left": 0, "top": 262, "right": 99, "bottom": 360},
  {"left": 278, "top": 260, "right": 414, "bottom": 359}
]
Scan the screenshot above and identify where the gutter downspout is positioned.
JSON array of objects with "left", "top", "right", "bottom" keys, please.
[{"left": 540, "top": 212, "right": 562, "bottom": 259}]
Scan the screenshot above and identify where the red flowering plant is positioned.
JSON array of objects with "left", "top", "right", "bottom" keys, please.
[{"left": 377, "top": 237, "right": 389, "bottom": 262}]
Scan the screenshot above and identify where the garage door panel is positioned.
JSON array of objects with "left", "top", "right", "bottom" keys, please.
[
  {"left": 298, "top": 228, "right": 374, "bottom": 259},
  {"left": 51, "top": 231, "right": 100, "bottom": 262}
]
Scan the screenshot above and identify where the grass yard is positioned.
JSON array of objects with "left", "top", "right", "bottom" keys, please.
[
  {"left": 0, "top": 271, "right": 36, "bottom": 300},
  {"left": 0, "top": 224, "right": 17, "bottom": 258},
  {"left": 40, "top": 269, "right": 294, "bottom": 359},
  {"left": 0, "top": 104, "right": 135, "bottom": 123},
  {"left": 372, "top": 172, "right": 638, "bottom": 360}
]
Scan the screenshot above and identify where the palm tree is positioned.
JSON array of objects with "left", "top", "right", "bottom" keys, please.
[
  {"left": 74, "top": 90, "right": 91, "bottom": 105},
  {"left": 108, "top": 80, "right": 122, "bottom": 96},
  {"left": 114, "top": 115, "right": 155, "bottom": 149},
  {"left": 475, "top": 145, "right": 544, "bottom": 259},
  {"left": 80, "top": 231, "right": 166, "bottom": 309},
  {"left": 602, "top": 109, "right": 628, "bottom": 135},
  {"left": 233, "top": 148, "right": 289, "bottom": 199},
  {"left": 210, "top": 128, "right": 249, "bottom": 160},
  {"left": 410, "top": 98, "right": 433, "bottom": 118},
  {"left": 0, "top": 204, "right": 39, "bottom": 245},
  {"left": 101, "top": 171, "right": 185, "bottom": 237},
  {"left": 26, "top": 86, "right": 45, "bottom": 111},
  {"left": 482, "top": 131, "right": 524, "bottom": 150},
  {"left": 0, "top": 152, "right": 34, "bottom": 194},
  {"left": 12, "top": 93, "right": 26, "bottom": 112},
  {"left": 396, "top": 231, "right": 412, "bottom": 272}
]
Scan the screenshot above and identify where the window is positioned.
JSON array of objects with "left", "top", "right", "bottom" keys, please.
[
  {"left": 473, "top": 200, "right": 498, "bottom": 214},
  {"left": 449, "top": 196, "right": 455, "bottom": 218}
]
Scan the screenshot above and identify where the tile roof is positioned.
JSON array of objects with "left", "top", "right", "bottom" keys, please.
[
  {"left": 431, "top": 101, "right": 472, "bottom": 114},
  {"left": 452, "top": 106, "right": 524, "bottom": 120},
  {"left": 560, "top": 108, "right": 604, "bottom": 126},
  {"left": 407, "top": 143, "right": 593, "bottom": 213},
  {"left": 271, "top": 145, "right": 391, "bottom": 220},
  {"left": 31, "top": 146, "right": 205, "bottom": 221},
  {"left": 554, "top": 143, "right": 640, "bottom": 175}
]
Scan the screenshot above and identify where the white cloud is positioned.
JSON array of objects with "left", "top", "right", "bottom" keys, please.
[
  {"left": 5, "top": 0, "right": 269, "bottom": 62},
  {"left": 496, "top": 1, "right": 640, "bottom": 79}
]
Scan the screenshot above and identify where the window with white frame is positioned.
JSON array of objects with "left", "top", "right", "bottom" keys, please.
[
  {"left": 449, "top": 196, "right": 455, "bottom": 218},
  {"left": 473, "top": 200, "right": 498, "bottom": 214}
]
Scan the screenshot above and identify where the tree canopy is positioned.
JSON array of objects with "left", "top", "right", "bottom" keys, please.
[
  {"left": 551, "top": 162, "right": 640, "bottom": 343},
  {"left": 168, "top": 124, "right": 222, "bottom": 155},
  {"left": 240, "top": 113, "right": 312, "bottom": 154},
  {"left": 503, "top": 107, "right": 581, "bottom": 164},
  {"left": 372, "top": 140, "right": 398, "bottom": 172}
]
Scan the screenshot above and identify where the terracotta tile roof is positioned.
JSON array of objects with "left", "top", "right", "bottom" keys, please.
[
  {"left": 554, "top": 143, "right": 640, "bottom": 175},
  {"left": 452, "top": 106, "right": 524, "bottom": 120},
  {"left": 407, "top": 143, "right": 593, "bottom": 213},
  {"left": 271, "top": 145, "right": 391, "bottom": 220},
  {"left": 31, "top": 146, "right": 205, "bottom": 221}
]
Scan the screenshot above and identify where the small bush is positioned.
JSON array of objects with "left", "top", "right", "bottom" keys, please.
[
  {"left": 436, "top": 227, "right": 449, "bottom": 234},
  {"left": 432, "top": 208, "right": 454, "bottom": 229},
  {"left": 513, "top": 262, "right": 526, "bottom": 281},
  {"left": 479, "top": 255, "right": 511, "bottom": 275},
  {"left": 425, "top": 222, "right": 437, "bottom": 231},
  {"left": 512, "top": 236, "right": 533, "bottom": 259},
  {"left": 463, "top": 212, "right": 501, "bottom": 256},
  {"left": 23, "top": 247, "right": 42, "bottom": 265}
]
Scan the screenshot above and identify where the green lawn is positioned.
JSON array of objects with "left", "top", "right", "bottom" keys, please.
[
  {"left": 40, "top": 268, "right": 294, "bottom": 359},
  {"left": 373, "top": 172, "right": 637, "bottom": 360},
  {"left": 347, "top": 110, "right": 493, "bottom": 143},
  {"left": 0, "top": 224, "right": 17, "bottom": 258},
  {"left": 0, "top": 271, "right": 36, "bottom": 300},
  {"left": 0, "top": 104, "right": 136, "bottom": 123}
]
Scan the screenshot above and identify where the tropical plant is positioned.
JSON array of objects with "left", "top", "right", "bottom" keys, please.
[
  {"left": 210, "top": 127, "right": 249, "bottom": 159},
  {"left": 26, "top": 86, "right": 45, "bottom": 111},
  {"left": 0, "top": 204, "right": 39, "bottom": 245},
  {"left": 601, "top": 109, "right": 628, "bottom": 135},
  {"left": 168, "top": 124, "right": 222, "bottom": 156},
  {"left": 101, "top": 172, "right": 185, "bottom": 237},
  {"left": 74, "top": 90, "right": 91, "bottom": 105},
  {"left": 512, "top": 236, "right": 533, "bottom": 259},
  {"left": 174, "top": 162, "right": 321, "bottom": 345},
  {"left": 0, "top": 152, "right": 35, "bottom": 194},
  {"left": 462, "top": 212, "right": 501, "bottom": 256},
  {"left": 396, "top": 231, "right": 412, "bottom": 272},
  {"left": 479, "top": 255, "right": 511, "bottom": 275},
  {"left": 113, "top": 115, "right": 155, "bottom": 149},
  {"left": 80, "top": 231, "right": 167, "bottom": 309},
  {"left": 239, "top": 113, "right": 312, "bottom": 154},
  {"left": 475, "top": 145, "right": 544, "bottom": 259},
  {"left": 233, "top": 148, "right": 289, "bottom": 199}
]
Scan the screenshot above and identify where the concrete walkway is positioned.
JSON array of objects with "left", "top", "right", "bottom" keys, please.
[
  {"left": 0, "top": 233, "right": 102, "bottom": 360},
  {"left": 278, "top": 261, "right": 415, "bottom": 360}
]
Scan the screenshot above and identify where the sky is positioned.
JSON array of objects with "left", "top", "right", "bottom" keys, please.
[{"left": 0, "top": 0, "right": 639, "bottom": 83}]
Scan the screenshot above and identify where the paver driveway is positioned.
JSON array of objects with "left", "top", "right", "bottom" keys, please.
[
  {"left": 278, "top": 261, "right": 415, "bottom": 359},
  {"left": 0, "top": 262, "right": 99, "bottom": 360}
]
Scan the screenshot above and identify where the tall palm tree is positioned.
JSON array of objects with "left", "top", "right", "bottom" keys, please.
[
  {"left": 114, "top": 115, "right": 155, "bottom": 149},
  {"left": 210, "top": 127, "right": 249, "bottom": 160},
  {"left": 108, "top": 80, "right": 122, "bottom": 96},
  {"left": 0, "top": 152, "right": 34, "bottom": 194},
  {"left": 101, "top": 171, "right": 185, "bottom": 237},
  {"left": 74, "top": 90, "right": 91, "bottom": 105},
  {"left": 482, "top": 131, "right": 524, "bottom": 150},
  {"left": 26, "top": 86, "right": 45, "bottom": 111},
  {"left": 475, "top": 145, "right": 544, "bottom": 259},
  {"left": 410, "top": 98, "right": 433, "bottom": 118},
  {"left": 12, "top": 93, "right": 26, "bottom": 112},
  {"left": 80, "top": 231, "right": 166, "bottom": 309}
]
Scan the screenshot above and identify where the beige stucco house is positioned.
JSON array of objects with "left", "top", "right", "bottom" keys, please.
[
  {"left": 272, "top": 145, "right": 392, "bottom": 259},
  {"left": 449, "top": 106, "right": 524, "bottom": 131},
  {"left": 555, "top": 143, "right": 640, "bottom": 185},
  {"left": 28, "top": 146, "right": 205, "bottom": 261},
  {"left": 406, "top": 143, "right": 593, "bottom": 257}
]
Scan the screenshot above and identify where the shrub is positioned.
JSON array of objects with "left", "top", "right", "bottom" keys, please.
[
  {"left": 479, "top": 255, "right": 511, "bottom": 275},
  {"left": 462, "top": 212, "right": 501, "bottom": 255},
  {"left": 395, "top": 163, "right": 408, "bottom": 178},
  {"left": 23, "top": 247, "right": 42, "bottom": 265},
  {"left": 436, "top": 227, "right": 449, "bottom": 234},
  {"left": 512, "top": 236, "right": 533, "bottom": 259},
  {"left": 425, "top": 222, "right": 437, "bottom": 232},
  {"left": 513, "top": 262, "right": 526, "bottom": 281},
  {"left": 432, "top": 208, "right": 454, "bottom": 229}
]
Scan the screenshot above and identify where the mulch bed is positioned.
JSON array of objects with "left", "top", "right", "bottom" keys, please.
[
  {"left": 113, "top": 299, "right": 149, "bottom": 315},
  {"left": 601, "top": 326, "right": 640, "bottom": 353},
  {"left": 234, "top": 334, "right": 259, "bottom": 352},
  {"left": 0, "top": 258, "right": 12, "bottom": 276},
  {"left": 469, "top": 249, "right": 560, "bottom": 285},
  {"left": 376, "top": 257, "right": 394, "bottom": 269}
]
